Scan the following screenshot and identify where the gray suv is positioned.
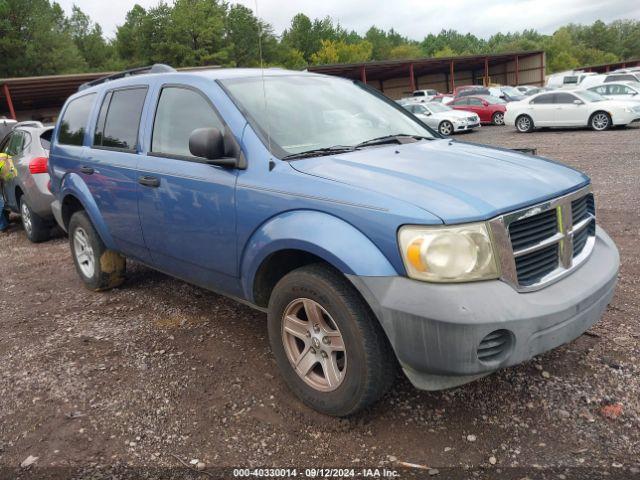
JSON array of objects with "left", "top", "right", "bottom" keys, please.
[{"left": 0, "top": 122, "right": 55, "bottom": 242}]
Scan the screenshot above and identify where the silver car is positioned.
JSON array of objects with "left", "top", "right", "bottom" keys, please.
[
  {"left": 402, "top": 102, "right": 480, "bottom": 135},
  {"left": 0, "top": 122, "right": 55, "bottom": 242}
]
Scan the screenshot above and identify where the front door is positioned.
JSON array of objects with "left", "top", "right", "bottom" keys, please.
[
  {"left": 553, "top": 92, "right": 586, "bottom": 126},
  {"left": 466, "top": 98, "right": 488, "bottom": 122},
  {"left": 137, "top": 85, "right": 238, "bottom": 289}
]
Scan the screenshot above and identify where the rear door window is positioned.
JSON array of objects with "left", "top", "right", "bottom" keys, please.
[
  {"left": 94, "top": 87, "right": 147, "bottom": 151},
  {"left": 531, "top": 93, "right": 555, "bottom": 104},
  {"left": 590, "top": 85, "right": 608, "bottom": 95},
  {"left": 151, "top": 86, "right": 224, "bottom": 158},
  {"left": 58, "top": 93, "right": 96, "bottom": 146}
]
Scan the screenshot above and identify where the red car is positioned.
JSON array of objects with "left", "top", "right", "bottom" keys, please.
[{"left": 448, "top": 95, "right": 507, "bottom": 125}]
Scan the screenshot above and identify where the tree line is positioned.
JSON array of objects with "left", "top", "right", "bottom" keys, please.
[{"left": 1, "top": 0, "right": 639, "bottom": 79}]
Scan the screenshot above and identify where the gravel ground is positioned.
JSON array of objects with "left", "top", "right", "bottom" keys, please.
[{"left": 0, "top": 124, "right": 638, "bottom": 480}]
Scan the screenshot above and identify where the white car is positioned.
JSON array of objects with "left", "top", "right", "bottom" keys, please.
[
  {"left": 587, "top": 82, "right": 640, "bottom": 102},
  {"left": 398, "top": 89, "right": 439, "bottom": 104},
  {"left": 402, "top": 102, "right": 480, "bottom": 135},
  {"left": 505, "top": 89, "right": 640, "bottom": 133}
]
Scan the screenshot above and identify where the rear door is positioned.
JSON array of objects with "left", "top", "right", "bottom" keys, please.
[
  {"left": 83, "top": 86, "right": 151, "bottom": 262},
  {"left": 137, "top": 84, "right": 238, "bottom": 286},
  {"left": 529, "top": 93, "right": 556, "bottom": 126}
]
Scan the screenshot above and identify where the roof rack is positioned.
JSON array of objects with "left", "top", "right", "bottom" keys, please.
[{"left": 78, "top": 64, "right": 176, "bottom": 91}]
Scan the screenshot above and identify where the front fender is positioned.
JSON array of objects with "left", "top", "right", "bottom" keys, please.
[
  {"left": 60, "top": 173, "right": 116, "bottom": 250},
  {"left": 240, "top": 210, "right": 398, "bottom": 301}
]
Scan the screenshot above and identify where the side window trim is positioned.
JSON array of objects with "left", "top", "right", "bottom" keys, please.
[
  {"left": 93, "top": 91, "right": 113, "bottom": 147},
  {"left": 149, "top": 83, "right": 237, "bottom": 163},
  {"left": 91, "top": 85, "right": 148, "bottom": 153}
]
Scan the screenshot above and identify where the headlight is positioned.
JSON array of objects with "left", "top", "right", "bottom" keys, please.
[{"left": 398, "top": 223, "right": 499, "bottom": 282}]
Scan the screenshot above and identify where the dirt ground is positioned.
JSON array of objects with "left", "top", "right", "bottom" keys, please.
[{"left": 0, "top": 124, "right": 639, "bottom": 480}]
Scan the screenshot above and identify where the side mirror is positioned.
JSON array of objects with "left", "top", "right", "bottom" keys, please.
[
  {"left": 482, "top": 101, "right": 489, "bottom": 106},
  {"left": 573, "top": 99, "right": 584, "bottom": 105},
  {"left": 189, "top": 127, "right": 238, "bottom": 168}
]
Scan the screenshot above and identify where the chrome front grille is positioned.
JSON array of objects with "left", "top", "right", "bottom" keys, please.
[{"left": 488, "top": 186, "right": 596, "bottom": 292}]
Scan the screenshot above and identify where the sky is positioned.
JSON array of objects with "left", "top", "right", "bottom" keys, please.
[{"left": 58, "top": 0, "right": 640, "bottom": 40}]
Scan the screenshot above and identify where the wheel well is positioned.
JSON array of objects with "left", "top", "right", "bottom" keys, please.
[
  {"left": 516, "top": 114, "right": 533, "bottom": 124},
  {"left": 61, "top": 195, "right": 85, "bottom": 230},
  {"left": 14, "top": 186, "right": 24, "bottom": 205},
  {"left": 253, "top": 249, "right": 330, "bottom": 308},
  {"left": 590, "top": 110, "right": 610, "bottom": 120}
]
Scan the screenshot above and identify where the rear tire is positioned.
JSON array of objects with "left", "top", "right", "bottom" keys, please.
[
  {"left": 590, "top": 111, "right": 611, "bottom": 131},
  {"left": 267, "top": 264, "right": 396, "bottom": 416},
  {"left": 492, "top": 112, "right": 505, "bottom": 125},
  {"left": 20, "top": 197, "right": 49, "bottom": 243},
  {"left": 68, "top": 210, "right": 126, "bottom": 291},
  {"left": 515, "top": 114, "right": 534, "bottom": 133}
]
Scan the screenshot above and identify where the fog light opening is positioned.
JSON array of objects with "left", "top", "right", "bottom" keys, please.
[{"left": 477, "top": 329, "right": 514, "bottom": 363}]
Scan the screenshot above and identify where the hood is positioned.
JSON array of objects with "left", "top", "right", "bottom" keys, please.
[{"left": 289, "top": 139, "right": 589, "bottom": 223}]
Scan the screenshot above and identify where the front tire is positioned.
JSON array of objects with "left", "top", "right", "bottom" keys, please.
[
  {"left": 68, "top": 210, "right": 126, "bottom": 291},
  {"left": 267, "top": 264, "right": 396, "bottom": 416},
  {"left": 515, "top": 114, "right": 534, "bottom": 133},
  {"left": 20, "top": 197, "right": 49, "bottom": 243},
  {"left": 590, "top": 111, "right": 611, "bottom": 131},
  {"left": 492, "top": 112, "right": 505, "bottom": 125},
  {"left": 438, "top": 120, "right": 454, "bottom": 136}
]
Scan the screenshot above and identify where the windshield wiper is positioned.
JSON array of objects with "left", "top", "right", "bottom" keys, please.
[
  {"left": 355, "top": 134, "right": 431, "bottom": 148},
  {"left": 281, "top": 145, "right": 356, "bottom": 160}
]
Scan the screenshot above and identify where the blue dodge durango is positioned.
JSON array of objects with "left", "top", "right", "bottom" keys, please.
[{"left": 48, "top": 65, "right": 619, "bottom": 416}]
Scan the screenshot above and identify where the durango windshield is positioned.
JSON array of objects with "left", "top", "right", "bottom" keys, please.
[{"left": 221, "top": 75, "right": 436, "bottom": 157}]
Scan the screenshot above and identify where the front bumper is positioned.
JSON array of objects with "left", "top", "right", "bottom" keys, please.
[
  {"left": 454, "top": 122, "right": 480, "bottom": 131},
  {"left": 611, "top": 110, "right": 640, "bottom": 125},
  {"left": 348, "top": 226, "right": 619, "bottom": 390}
]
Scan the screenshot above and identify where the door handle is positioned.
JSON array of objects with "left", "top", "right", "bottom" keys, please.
[
  {"left": 138, "top": 175, "right": 161, "bottom": 188},
  {"left": 80, "top": 166, "right": 94, "bottom": 175}
]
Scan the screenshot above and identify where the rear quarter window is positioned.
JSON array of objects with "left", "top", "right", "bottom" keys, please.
[
  {"left": 58, "top": 94, "right": 96, "bottom": 146},
  {"left": 40, "top": 129, "right": 53, "bottom": 150}
]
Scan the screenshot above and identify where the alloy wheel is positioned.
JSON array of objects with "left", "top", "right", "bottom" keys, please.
[
  {"left": 493, "top": 113, "right": 505, "bottom": 125},
  {"left": 517, "top": 116, "right": 531, "bottom": 132},
  {"left": 439, "top": 121, "right": 453, "bottom": 136},
  {"left": 73, "top": 227, "right": 95, "bottom": 278},
  {"left": 592, "top": 113, "right": 609, "bottom": 131},
  {"left": 281, "top": 298, "right": 347, "bottom": 392},
  {"left": 21, "top": 201, "right": 32, "bottom": 236}
]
